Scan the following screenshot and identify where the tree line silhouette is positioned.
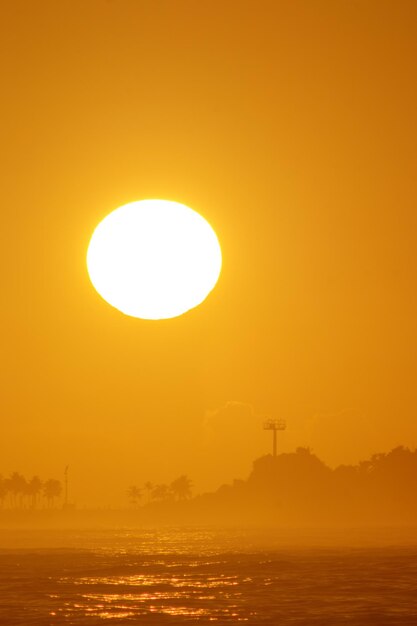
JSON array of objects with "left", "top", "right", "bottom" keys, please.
[
  {"left": 2, "top": 446, "right": 416, "bottom": 524},
  {"left": 130, "top": 446, "right": 417, "bottom": 525},
  {"left": 0, "top": 472, "right": 62, "bottom": 509},
  {"left": 127, "top": 475, "right": 192, "bottom": 507}
]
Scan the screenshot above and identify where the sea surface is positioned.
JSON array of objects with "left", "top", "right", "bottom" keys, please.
[{"left": 1, "top": 527, "right": 417, "bottom": 625}]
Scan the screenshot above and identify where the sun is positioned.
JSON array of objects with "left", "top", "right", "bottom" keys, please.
[{"left": 86, "top": 199, "right": 222, "bottom": 320}]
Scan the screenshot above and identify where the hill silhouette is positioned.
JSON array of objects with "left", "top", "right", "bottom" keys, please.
[{"left": 192, "top": 446, "right": 417, "bottom": 525}]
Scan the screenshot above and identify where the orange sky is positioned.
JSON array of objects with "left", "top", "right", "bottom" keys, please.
[{"left": 1, "top": 0, "right": 417, "bottom": 505}]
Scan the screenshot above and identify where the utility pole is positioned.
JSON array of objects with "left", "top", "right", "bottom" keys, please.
[
  {"left": 64, "top": 465, "right": 69, "bottom": 508},
  {"left": 263, "top": 418, "right": 286, "bottom": 457}
]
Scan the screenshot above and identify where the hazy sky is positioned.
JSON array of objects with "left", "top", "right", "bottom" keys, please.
[{"left": 1, "top": 0, "right": 417, "bottom": 504}]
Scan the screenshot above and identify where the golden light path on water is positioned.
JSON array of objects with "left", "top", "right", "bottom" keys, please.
[
  {"left": 7, "top": 528, "right": 416, "bottom": 624},
  {"left": 54, "top": 571, "right": 247, "bottom": 621}
]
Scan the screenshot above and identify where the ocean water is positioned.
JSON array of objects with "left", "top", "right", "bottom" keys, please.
[{"left": 1, "top": 528, "right": 417, "bottom": 625}]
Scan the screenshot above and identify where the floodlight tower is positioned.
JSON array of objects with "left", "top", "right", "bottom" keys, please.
[{"left": 263, "top": 418, "right": 286, "bottom": 457}]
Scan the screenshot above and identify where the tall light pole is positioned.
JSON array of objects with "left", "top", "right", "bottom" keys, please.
[{"left": 263, "top": 418, "right": 286, "bottom": 457}]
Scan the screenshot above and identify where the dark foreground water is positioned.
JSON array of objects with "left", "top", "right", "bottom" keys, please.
[{"left": 1, "top": 528, "right": 417, "bottom": 625}]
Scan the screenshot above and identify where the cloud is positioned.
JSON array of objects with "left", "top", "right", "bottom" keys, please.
[
  {"left": 205, "top": 400, "right": 255, "bottom": 425},
  {"left": 204, "top": 401, "right": 262, "bottom": 444}
]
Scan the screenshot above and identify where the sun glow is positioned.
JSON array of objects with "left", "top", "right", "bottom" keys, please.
[{"left": 87, "top": 199, "right": 222, "bottom": 319}]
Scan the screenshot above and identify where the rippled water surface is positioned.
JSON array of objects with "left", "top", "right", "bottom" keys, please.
[{"left": 1, "top": 528, "right": 417, "bottom": 624}]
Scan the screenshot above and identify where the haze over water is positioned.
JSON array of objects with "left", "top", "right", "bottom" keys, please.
[{"left": 2, "top": 527, "right": 417, "bottom": 625}]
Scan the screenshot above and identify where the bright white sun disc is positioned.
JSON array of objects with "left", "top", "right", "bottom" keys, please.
[{"left": 87, "top": 199, "right": 222, "bottom": 319}]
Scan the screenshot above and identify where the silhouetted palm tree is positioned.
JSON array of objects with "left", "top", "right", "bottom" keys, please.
[
  {"left": 43, "top": 479, "right": 62, "bottom": 507},
  {"left": 8, "top": 472, "right": 27, "bottom": 508},
  {"left": 127, "top": 485, "right": 142, "bottom": 508},
  {"left": 144, "top": 481, "right": 153, "bottom": 504},
  {"left": 152, "top": 484, "right": 170, "bottom": 501},
  {"left": 27, "top": 476, "right": 43, "bottom": 509},
  {"left": 170, "top": 475, "right": 192, "bottom": 501},
  {"left": 0, "top": 476, "right": 7, "bottom": 508}
]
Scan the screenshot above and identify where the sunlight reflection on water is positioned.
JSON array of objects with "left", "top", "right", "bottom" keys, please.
[
  {"left": 1, "top": 528, "right": 417, "bottom": 624},
  {"left": 54, "top": 570, "right": 249, "bottom": 621}
]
